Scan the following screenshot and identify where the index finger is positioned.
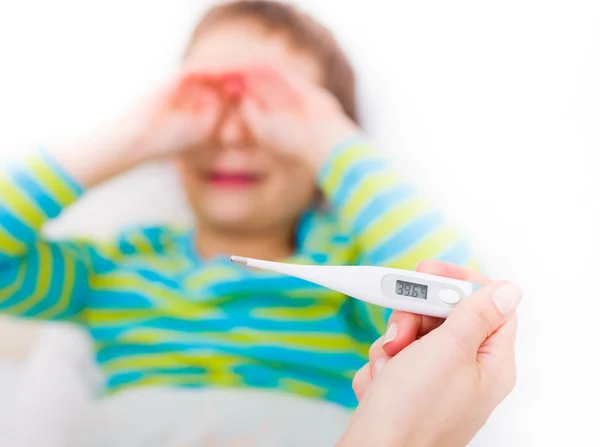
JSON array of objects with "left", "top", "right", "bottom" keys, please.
[{"left": 170, "top": 70, "right": 225, "bottom": 108}]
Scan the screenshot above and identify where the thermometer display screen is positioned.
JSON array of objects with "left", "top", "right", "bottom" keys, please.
[{"left": 395, "top": 280, "right": 428, "bottom": 299}]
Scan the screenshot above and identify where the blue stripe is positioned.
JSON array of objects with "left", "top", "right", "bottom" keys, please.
[
  {"left": 89, "top": 326, "right": 130, "bottom": 341},
  {"left": 382, "top": 306, "right": 393, "bottom": 322},
  {"left": 106, "top": 371, "right": 143, "bottom": 389},
  {"left": 47, "top": 245, "right": 86, "bottom": 319},
  {"left": 144, "top": 313, "right": 339, "bottom": 333},
  {"left": 97, "top": 342, "right": 219, "bottom": 363},
  {"left": 438, "top": 239, "right": 471, "bottom": 265},
  {"left": 22, "top": 245, "right": 66, "bottom": 317},
  {"left": 87, "top": 291, "right": 155, "bottom": 310},
  {"left": 326, "top": 385, "right": 358, "bottom": 408},
  {"left": 352, "top": 185, "right": 416, "bottom": 234},
  {"left": 209, "top": 276, "right": 321, "bottom": 296},
  {"left": 88, "top": 248, "right": 117, "bottom": 274},
  {"left": 140, "top": 366, "right": 209, "bottom": 376},
  {"left": 1, "top": 248, "right": 40, "bottom": 310},
  {"left": 238, "top": 345, "right": 364, "bottom": 372},
  {"left": 140, "top": 227, "right": 164, "bottom": 253},
  {"left": 96, "top": 330, "right": 363, "bottom": 365},
  {"left": 136, "top": 269, "right": 182, "bottom": 289},
  {"left": 233, "top": 361, "right": 353, "bottom": 387},
  {"left": 234, "top": 364, "right": 277, "bottom": 388},
  {"left": 0, "top": 264, "right": 24, "bottom": 305},
  {"left": 295, "top": 210, "right": 317, "bottom": 246},
  {"left": 309, "top": 252, "right": 328, "bottom": 264},
  {"left": 367, "top": 212, "right": 444, "bottom": 263},
  {"left": 37, "top": 148, "right": 84, "bottom": 196},
  {"left": 0, "top": 203, "right": 37, "bottom": 243},
  {"left": 235, "top": 362, "right": 358, "bottom": 407},
  {"left": 332, "top": 158, "right": 388, "bottom": 206},
  {"left": 316, "top": 133, "right": 367, "bottom": 185},
  {"left": 7, "top": 169, "right": 62, "bottom": 219},
  {"left": 118, "top": 237, "right": 138, "bottom": 255}
]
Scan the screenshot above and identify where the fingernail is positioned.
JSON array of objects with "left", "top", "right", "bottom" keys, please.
[
  {"left": 492, "top": 282, "right": 523, "bottom": 315},
  {"left": 383, "top": 323, "right": 398, "bottom": 346},
  {"left": 374, "top": 358, "right": 387, "bottom": 377}
]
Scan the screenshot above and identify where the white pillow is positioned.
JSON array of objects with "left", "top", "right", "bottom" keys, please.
[{"left": 12, "top": 324, "right": 102, "bottom": 447}]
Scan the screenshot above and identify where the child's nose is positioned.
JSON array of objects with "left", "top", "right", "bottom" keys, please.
[{"left": 217, "top": 106, "right": 251, "bottom": 149}]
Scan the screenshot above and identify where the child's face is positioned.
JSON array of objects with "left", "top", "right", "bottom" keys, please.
[{"left": 175, "top": 20, "right": 322, "bottom": 235}]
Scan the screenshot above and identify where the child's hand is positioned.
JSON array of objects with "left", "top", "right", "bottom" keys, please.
[
  {"left": 122, "top": 69, "right": 235, "bottom": 161},
  {"left": 54, "top": 68, "right": 241, "bottom": 188},
  {"left": 340, "top": 261, "right": 522, "bottom": 447},
  {"left": 239, "top": 65, "right": 359, "bottom": 171}
]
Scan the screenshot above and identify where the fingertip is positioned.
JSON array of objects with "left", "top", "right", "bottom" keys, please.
[
  {"left": 416, "top": 259, "right": 454, "bottom": 275},
  {"left": 382, "top": 322, "right": 398, "bottom": 345},
  {"left": 443, "top": 280, "right": 511, "bottom": 352},
  {"left": 416, "top": 259, "right": 439, "bottom": 271},
  {"left": 382, "top": 312, "right": 420, "bottom": 356},
  {"left": 491, "top": 281, "right": 523, "bottom": 316}
]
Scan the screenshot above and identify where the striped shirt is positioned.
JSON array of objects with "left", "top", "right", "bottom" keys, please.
[{"left": 0, "top": 137, "right": 478, "bottom": 408}]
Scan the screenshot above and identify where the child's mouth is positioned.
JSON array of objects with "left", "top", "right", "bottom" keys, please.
[{"left": 205, "top": 171, "right": 262, "bottom": 188}]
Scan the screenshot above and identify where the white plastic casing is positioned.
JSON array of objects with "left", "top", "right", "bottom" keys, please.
[{"left": 236, "top": 258, "right": 473, "bottom": 318}]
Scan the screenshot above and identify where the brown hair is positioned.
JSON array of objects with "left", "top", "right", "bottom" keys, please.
[{"left": 184, "top": 0, "right": 358, "bottom": 123}]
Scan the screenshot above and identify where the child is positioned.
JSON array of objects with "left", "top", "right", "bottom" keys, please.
[{"left": 0, "top": 0, "right": 477, "bottom": 417}]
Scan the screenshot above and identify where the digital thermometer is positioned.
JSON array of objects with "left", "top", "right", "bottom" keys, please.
[{"left": 230, "top": 256, "right": 473, "bottom": 318}]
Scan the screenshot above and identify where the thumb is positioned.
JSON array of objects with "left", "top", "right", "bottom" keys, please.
[{"left": 441, "top": 281, "right": 523, "bottom": 353}]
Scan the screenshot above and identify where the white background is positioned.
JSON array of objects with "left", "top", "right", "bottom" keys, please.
[{"left": 0, "top": 0, "right": 598, "bottom": 445}]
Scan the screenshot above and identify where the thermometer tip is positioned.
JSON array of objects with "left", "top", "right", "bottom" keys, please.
[{"left": 230, "top": 255, "right": 248, "bottom": 265}]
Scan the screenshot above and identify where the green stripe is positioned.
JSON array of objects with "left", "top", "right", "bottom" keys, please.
[
  {"left": 385, "top": 225, "right": 462, "bottom": 269},
  {"left": 359, "top": 197, "right": 436, "bottom": 253},
  {"left": 0, "top": 262, "right": 28, "bottom": 301},
  {"left": 251, "top": 305, "right": 337, "bottom": 321},
  {"left": 0, "top": 177, "right": 47, "bottom": 229},
  {"left": 39, "top": 249, "right": 78, "bottom": 319},
  {"left": 25, "top": 153, "right": 81, "bottom": 206},
  {"left": 0, "top": 225, "right": 26, "bottom": 256},
  {"left": 321, "top": 145, "right": 374, "bottom": 195},
  {"left": 5, "top": 244, "right": 52, "bottom": 314},
  {"left": 338, "top": 172, "right": 400, "bottom": 223}
]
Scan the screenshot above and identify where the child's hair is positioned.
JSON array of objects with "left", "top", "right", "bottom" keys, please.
[{"left": 184, "top": 0, "right": 358, "bottom": 123}]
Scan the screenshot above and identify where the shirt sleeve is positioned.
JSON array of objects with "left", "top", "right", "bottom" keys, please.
[
  {"left": 0, "top": 149, "right": 93, "bottom": 321},
  {"left": 317, "top": 135, "right": 481, "bottom": 336}
]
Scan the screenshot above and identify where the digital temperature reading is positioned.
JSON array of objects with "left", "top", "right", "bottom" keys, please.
[{"left": 395, "top": 280, "right": 428, "bottom": 299}]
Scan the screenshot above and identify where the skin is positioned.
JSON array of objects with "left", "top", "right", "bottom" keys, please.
[
  {"left": 52, "top": 19, "right": 357, "bottom": 261},
  {"left": 176, "top": 20, "right": 326, "bottom": 239},
  {"left": 45, "top": 18, "right": 520, "bottom": 445},
  {"left": 338, "top": 260, "right": 522, "bottom": 447}
]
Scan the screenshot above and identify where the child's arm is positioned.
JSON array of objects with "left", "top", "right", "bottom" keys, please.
[
  {"left": 0, "top": 150, "right": 95, "bottom": 321},
  {"left": 0, "top": 70, "right": 226, "bottom": 320},
  {"left": 318, "top": 135, "right": 480, "bottom": 335}
]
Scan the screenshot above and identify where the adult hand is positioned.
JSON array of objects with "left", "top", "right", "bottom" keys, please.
[
  {"left": 239, "top": 65, "right": 359, "bottom": 171},
  {"left": 339, "top": 261, "right": 522, "bottom": 447}
]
